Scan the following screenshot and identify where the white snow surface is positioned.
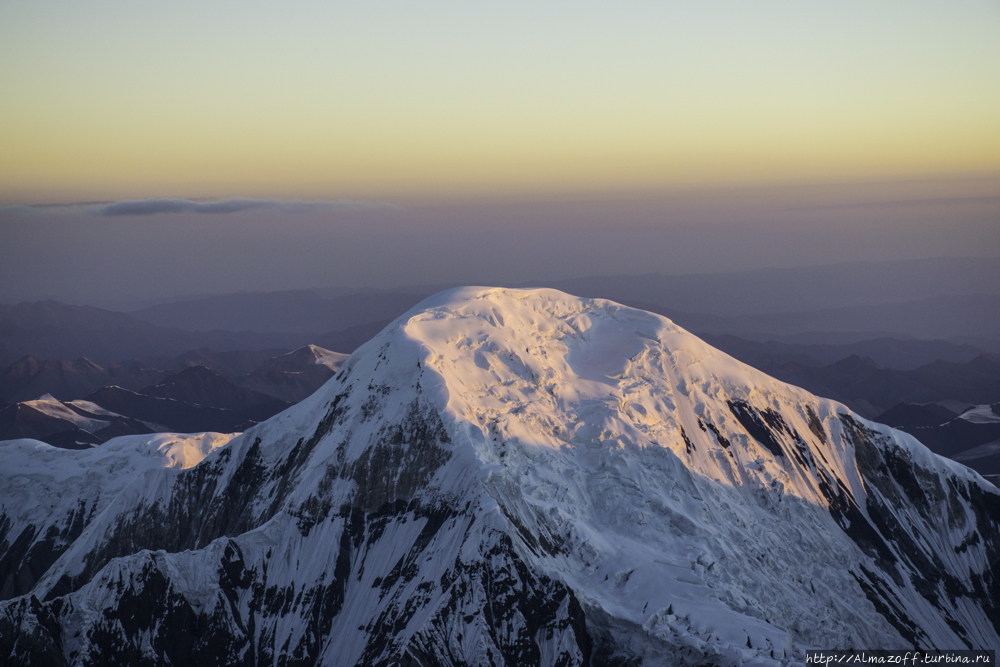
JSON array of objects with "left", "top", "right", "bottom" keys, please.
[
  {"left": 957, "top": 404, "right": 1000, "bottom": 424},
  {"left": 2, "top": 431, "right": 235, "bottom": 478},
  {"left": 4, "top": 287, "right": 999, "bottom": 664},
  {"left": 304, "top": 343, "right": 350, "bottom": 369},
  {"left": 0, "top": 432, "right": 236, "bottom": 548},
  {"left": 64, "top": 399, "right": 123, "bottom": 419},
  {"left": 20, "top": 394, "right": 115, "bottom": 433},
  {"left": 276, "top": 344, "right": 350, "bottom": 369}
]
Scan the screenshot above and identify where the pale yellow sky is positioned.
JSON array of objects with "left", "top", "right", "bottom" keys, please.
[{"left": 1, "top": 1, "right": 999, "bottom": 204}]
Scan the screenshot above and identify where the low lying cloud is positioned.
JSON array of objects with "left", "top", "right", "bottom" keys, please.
[{"left": 1, "top": 197, "right": 398, "bottom": 217}]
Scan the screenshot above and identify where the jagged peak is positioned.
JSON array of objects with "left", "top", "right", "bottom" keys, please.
[{"left": 26, "top": 392, "right": 60, "bottom": 404}]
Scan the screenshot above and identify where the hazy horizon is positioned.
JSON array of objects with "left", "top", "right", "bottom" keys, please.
[
  {"left": 2, "top": 3, "right": 998, "bottom": 309},
  {"left": 2, "top": 173, "right": 998, "bottom": 309}
]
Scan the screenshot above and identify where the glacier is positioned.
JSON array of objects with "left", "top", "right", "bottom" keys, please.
[{"left": 0, "top": 287, "right": 997, "bottom": 666}]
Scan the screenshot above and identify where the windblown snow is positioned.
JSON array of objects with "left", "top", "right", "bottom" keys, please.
[{"left": 1, "top": 287, "right": 998, "bottom": 666}]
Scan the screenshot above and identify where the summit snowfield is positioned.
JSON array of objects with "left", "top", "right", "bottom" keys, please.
[{"left": 1, "top": 287, "right": 998, "bottom": 665}]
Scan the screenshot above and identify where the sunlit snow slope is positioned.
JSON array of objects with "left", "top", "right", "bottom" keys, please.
[{"left": 1, "top": 287, "right": 998, "bottom": 666}]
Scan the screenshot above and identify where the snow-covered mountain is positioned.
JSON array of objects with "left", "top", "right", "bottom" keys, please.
[
  {"left": 1, "top": 287, "right": 997, "bottom": 665},
  {"left": 0, "top": 394, "right": 157, "bottom": 448}
]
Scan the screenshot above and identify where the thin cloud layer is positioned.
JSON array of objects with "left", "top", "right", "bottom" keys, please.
[{"left": 0, "top": 198, "right": 398, "bottom": 217}]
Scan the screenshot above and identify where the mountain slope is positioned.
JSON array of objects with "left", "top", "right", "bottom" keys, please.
[
  {"left": 1, "top": 288, "right": 997, "bottom": 665},
  {"left": 140, "top": 365, "right": 290, "bottom": 414},
  {"left": 762, "top": 354, "right": 1000, "bottom": 418},
  {"left": 0, "top": 395, "right": 155, "bottom": 449},
  {"left": 237, "top": 345, "right": 348, "bottom": 403},
  {"left": 80, "top": 386, "right": 254, "bottom": 435},
  {"left": 0, "top": 433, "right": 237, "bottom": 601}
]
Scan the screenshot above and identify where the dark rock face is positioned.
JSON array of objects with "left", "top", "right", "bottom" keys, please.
[
  {"left": 395, "top": 533, "right": 592, "bottom": 667},
  {"left": 727, "top": 400, "right": 788, "bottom": 458},
  {"left": 838, "top": 415, "right": 1000, "bottom": 645},
  {"left": 0, "top": 499, "right": 92, "bottom": 602}
]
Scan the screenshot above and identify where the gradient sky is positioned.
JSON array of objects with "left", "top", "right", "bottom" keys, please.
[{"left": 2, "top": 1, "right": 999, "bottom": 204}]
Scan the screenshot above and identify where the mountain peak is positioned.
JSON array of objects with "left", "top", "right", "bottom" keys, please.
[
  {"left": 831, "top": 354, "right": 884, "bottom": 371},
  {"left": 2, "top": 287, "right": 998, "bottom": 663},
  {"left": 332, "top": 287, "right": 883, "bottom": 506}
]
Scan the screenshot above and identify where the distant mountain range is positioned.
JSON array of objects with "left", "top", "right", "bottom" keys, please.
[
  {"left": 0, "top": 301, "right": 305, "bottom": 367},
  {"left": 0, "top": 355, "right": 164, "bottom": 404},
  {"left": 120, "top": 260, "right": 1000, "bottom": 341},
  {"left": 632, "top": 293, "right": 1000, "bottom": 341},
  {"left": 0, "top": 345, "right": 347, "bottom": 447},
  {"left": 3, "top": 325, "right": 999, "bottom": 479},
  {"left": 131, "top": 290, "right": 429, "bottom": 334},
  {"left": 0, "top": 346, "right": 330, "bottom": 404},
  {"left": 3, "top": 259, "right": 999, "bottom": 366},
  {"left": 3, "top": 292, "right": 998, "bottom": 371},
  {"left": 0, "top": 395, "right": 156, "bottom": 449},
  {"left": 874, "top": 402, "right": 1000, "bottom": 476},
  {"left": 535, "top": 256, "right": 1000, "bottom": 317},
  {"left": 701, "top": 334, "right": 990, "bottom": 371},
  {"left": 2, "top": 258, "right": 998, "bottom": 479}
]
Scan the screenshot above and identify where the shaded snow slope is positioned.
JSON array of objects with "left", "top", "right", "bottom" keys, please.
[
  {"left": 0, "top": 432, "right": 235, "bottom": 601},
  {"left": 21, "top": 395, "right": 114, "bottom": 433},
  {"left": 958, "top": 404, "right": 1000, "bottom": 424},
  {"left": 1, "top": 288, "right": 998, "bottom": 666}
]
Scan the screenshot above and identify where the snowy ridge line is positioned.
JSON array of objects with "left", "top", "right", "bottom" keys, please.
[
  {"left": 957, "top": 404, "right": 1000, "bottom": 424},
  {"left": 1, "top": 286, "right": 998, "bottom": 666}
]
